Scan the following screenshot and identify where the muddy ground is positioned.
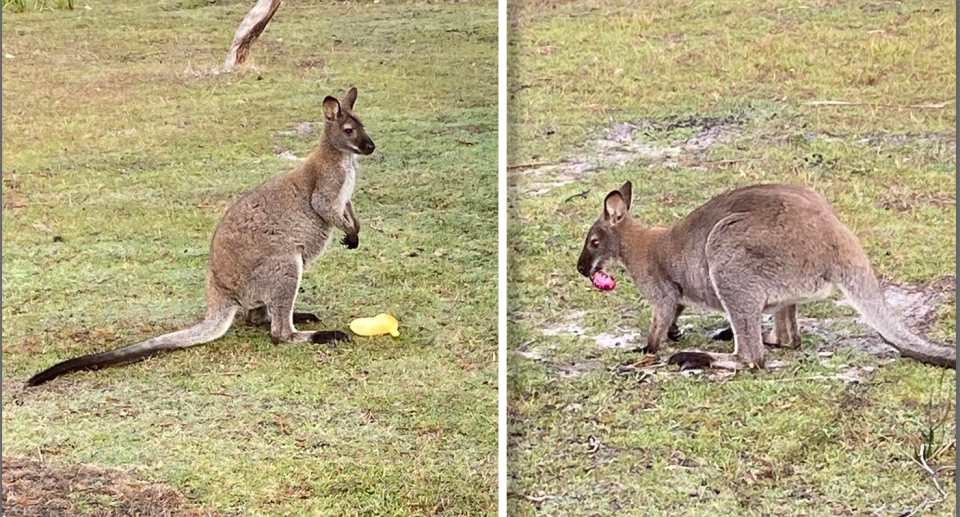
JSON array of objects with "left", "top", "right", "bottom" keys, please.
[
  {"left": 509, "top": 115, "right": 956, "bottom": 197},
  {"left": 1, "top": 456, "right": 219, "bottom": 517}
]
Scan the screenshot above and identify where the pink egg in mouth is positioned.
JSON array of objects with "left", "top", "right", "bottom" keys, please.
[{"left": 591, "top": 271, "right": 616, "bottom": 291}]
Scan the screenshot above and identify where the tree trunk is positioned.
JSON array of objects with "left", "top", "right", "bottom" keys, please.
[{"left": 222, "top": 0, "right": 282, "bottom": 72}]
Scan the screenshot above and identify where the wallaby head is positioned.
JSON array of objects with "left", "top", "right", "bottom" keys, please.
[
  {"left": 322, "top": 87, "right": 376, "bottom": 155},
  {"left": 577, "top": 181, "right": 633, "bottom": 278}
]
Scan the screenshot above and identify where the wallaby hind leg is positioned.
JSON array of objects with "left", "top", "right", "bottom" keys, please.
[
  {"left": 765, "top": 304, "right": 801, "bottom": 349},
  {"left": 245, "top": 305, "right": 320, "bottom": 327},
  {"left": 265, "top": 257, "right": 350, "bottom": 345},
  {"left": 668, "top": 250, "right": 766, "bottom": 371},
  {"left": 667, "top": 309, "right": 764, "bottom": 371}
]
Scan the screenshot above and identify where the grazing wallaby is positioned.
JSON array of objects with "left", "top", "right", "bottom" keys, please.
[
  {"left": 27, "top": 87, "right": 375, "bottom": 387},
  {"left": 577, "top": 182, "right": 956, "bottom": 370}
]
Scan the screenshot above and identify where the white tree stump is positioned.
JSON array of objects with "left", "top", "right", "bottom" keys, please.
[{"left": 222, "top": 0, "right": 282, "bottom": 72}]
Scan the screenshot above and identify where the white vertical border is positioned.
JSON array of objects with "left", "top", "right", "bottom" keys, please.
[{"left": 497, "top": 0, "right": 508, "bottom": 513}]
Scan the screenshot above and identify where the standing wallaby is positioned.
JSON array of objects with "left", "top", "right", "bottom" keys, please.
[
  {"left": 577, "top": 182, "right": 956, "bottom": 370},
  {"left": 27, "top": 87, "right": 375, "bottom": 386}
]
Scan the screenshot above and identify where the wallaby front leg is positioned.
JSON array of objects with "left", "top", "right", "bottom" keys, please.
[
  {"left": 311, "top": 190, "right": 357, "bottom": 249},
  {"left": 341, "top": 200, "right": 359, "bottom": 249},
  {"left": 667, "top": 304, "right": 685, "bottom": 342},
  {"left": 646, "top": 303, "right": 679, "bottom": 353}
]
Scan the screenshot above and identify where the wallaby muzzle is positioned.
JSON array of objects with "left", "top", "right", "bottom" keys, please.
[
  {"left": 359, "top": 136, "right": 376, "bottom": 155},
  {"left": 577, "top": 246, "right": 601, "bottom": 278}
]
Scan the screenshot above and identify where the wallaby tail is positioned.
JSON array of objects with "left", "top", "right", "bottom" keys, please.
[
  {"left": 26, "top": 305, "right": 238, "bottom": 387},
  {"left": 838, "top": 269, "right": 955, "bottom": 369}
]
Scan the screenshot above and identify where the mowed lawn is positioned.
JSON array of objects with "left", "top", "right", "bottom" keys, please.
[
  {"left": 2, "top": 1, "right": 497, "bottom": 515},
  {"left": 507, "top": 2, "right": 956, "bottom": 516}
]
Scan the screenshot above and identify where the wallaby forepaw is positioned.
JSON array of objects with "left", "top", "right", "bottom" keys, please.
[
  {"left": 311, "top": 331, "right": 351, "bottom": 344},
  {"left": 707, "top": 327, "right": 734, "bottom": 341},
  {"left": 667, "top": 324, "right": 684, "bottom": 342},
  {"left": 667, "top": 351, "right": 714, "bottom": 371},
  {"left": 341, "top": 234, "right": 359, "bottom": 250}
]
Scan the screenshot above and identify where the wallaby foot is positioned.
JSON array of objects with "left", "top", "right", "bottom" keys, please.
[
  {"left": 246, "top": 306, "right": 321, "bottom": 327},
  {"left": 667, "top": 351, "right": 751, "bottom": 371},
  {"left": 294, "top": 312, "right": 322, "bottom": 324},
  {"left": 764, "top": 304, "right": 801, "bottom": 349},
  {"left": 311, "top": 331, "right": 351, "bottom": 344},
  {"left": 270, "top": 329, "right": 351, "bottom": 345},
  {"left": 707, "top": 327, "right": 734, "bottom": 341},
  {"left": 689, "top": 325, "right": 791, "bottom": 348}
]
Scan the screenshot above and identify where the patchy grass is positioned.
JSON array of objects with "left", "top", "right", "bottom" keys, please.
[
  {"left": 2, "top": 456, "right": 219, "bottom": 517},
  {"left": 507, "top": 1, "right": 956, "bottom": 516},
  {"left": 2, "top": 0, "right": 75, "bottom": 13},
  {"left": 2, "top": 0, "right": 497, "bottom": 515}
]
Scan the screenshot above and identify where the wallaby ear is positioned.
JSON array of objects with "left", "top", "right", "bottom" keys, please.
[
  {"left": 343, "top": 87, "right": 358, "bottom": 111},
  {"left": 322, "top": 96, "right": 341, "bottom": 121},
  {"left": 603, "top": 190, "right": 628, "bottom": 224},
  {"left": 618, "top": 181, "right": 632, "bottom": 210}
]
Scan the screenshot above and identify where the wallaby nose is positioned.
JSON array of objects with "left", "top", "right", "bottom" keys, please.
[{"left": 577, "top": 261, "right": 589, "bottom": 278}]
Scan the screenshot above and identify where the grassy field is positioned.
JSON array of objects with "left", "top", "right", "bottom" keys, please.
[
  {"left": 507, "top": 2, "right": 956, "bottom": 516},
  {"left": 2, "top": 1, "right": 497, "bottom": 515}
]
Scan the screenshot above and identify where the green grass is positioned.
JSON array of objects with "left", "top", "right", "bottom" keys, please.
[
  {"left": 2, "top": 1, "right": 497, "bottom": 515},
  {"left": 507, "top": 1, "right": 956, "bottom": 516}
]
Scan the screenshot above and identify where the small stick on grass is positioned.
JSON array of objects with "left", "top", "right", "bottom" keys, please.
[
  {"left": 901, "top": 444, "right": 948, "bottom": 517},
  {"left": 507, "top": 161, "right": 563, "bottom": 171},
  {"left": 803, "top": 100, "right": 953, "bottom": 110},
  {"left": 523, "top": 494, "right": 558, "bottom": 505},
  {"left": 563, "top": 189, "right": 590, "bottom": 203}
]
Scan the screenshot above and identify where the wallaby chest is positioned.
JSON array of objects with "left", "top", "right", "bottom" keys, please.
[{"left": 336, "top": 154, "right": 357, "bottom": 211}]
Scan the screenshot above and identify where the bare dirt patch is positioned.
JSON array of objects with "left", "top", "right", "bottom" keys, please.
[
  {"left": 876, "top": 188, "right": 955, "bottom": 213},
  {"left": 1, "top": 456, "right": 218, "bottom": 517},
  {"left": 760, "top": 129, "right": 957, "bottom": 152},
  {"left": 272, "top": 145, "right": 302, "bottom": 163},
  {"left": 512, "top": 116, "right": 745, "bottom": 196},
  {"left": 276, "top": 121, "right": 320, "bottom": 138}
]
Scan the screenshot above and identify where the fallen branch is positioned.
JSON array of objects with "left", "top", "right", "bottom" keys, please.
[
  {"left": 803, "top": 100, "right": 953, "bottom": 110},
  {"left": 563, "top": 189, "right": 590, "bottom": 202},
  {"left": 702, "top": 158, "right": 760, "bottom": 165},
  {"left": 769, "top": 375, "right": 846, "bottom": 383},
  {"left": 507, "top": 161, "right": 563, "bottom": 171}
]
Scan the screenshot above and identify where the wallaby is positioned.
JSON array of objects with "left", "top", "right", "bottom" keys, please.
[
  {"left": 577, "top": 182, "right": 956, "bottom": 370},
  {"left": 26, "top": 87, "right": 375, "bottom": 387}
]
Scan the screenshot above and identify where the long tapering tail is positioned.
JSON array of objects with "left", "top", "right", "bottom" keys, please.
[
  {"left": 26, "top": 306, "right": 238, "bottom": 387},
  {"left": 839, "top": 271, "right": 955, "bottom": 369}
]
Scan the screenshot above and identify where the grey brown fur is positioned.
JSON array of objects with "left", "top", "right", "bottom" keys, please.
[
  {"left": 26, "top": 88, "right": 375, "bottom": 386},
  {"left": 577, "top": 182, "right": 956, "bottom": 370}
]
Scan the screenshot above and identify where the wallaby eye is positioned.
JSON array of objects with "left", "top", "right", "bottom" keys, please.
[
  {"left": 590, "top": 238, "right": 600, "bottom": 248},
  {"left": 344, "top": 128, "right": 354, "bottom": 135}
]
